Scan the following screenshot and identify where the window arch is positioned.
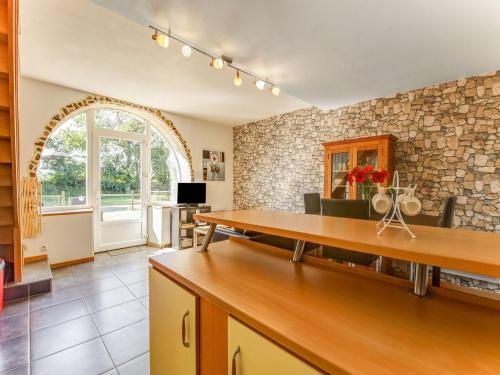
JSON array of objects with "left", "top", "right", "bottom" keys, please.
[{"left": 32, "top": 96, "right": 192, "bottom": 210}]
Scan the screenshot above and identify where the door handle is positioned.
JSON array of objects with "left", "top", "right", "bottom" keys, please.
[
  {"left": 231, "top": 346, "right": 240, "bottom": 375},
  {"left": 181, "top": 310, "right": 189, "bottom": 347}
]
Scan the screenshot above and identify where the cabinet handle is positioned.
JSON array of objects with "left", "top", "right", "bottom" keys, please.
[
  {"left": 181, "top": 310, "right": 189, "bottom": 347},
  {"left": 231, "top": 346, "right": 240, "bottom": 375}
]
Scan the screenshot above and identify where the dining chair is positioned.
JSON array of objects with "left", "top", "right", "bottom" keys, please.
[
  {"left": 320, "top": 199, "right": 377, "bottom": 266},
  {"left": 303, "top": 192, "right": 321, "bottom": 215}
]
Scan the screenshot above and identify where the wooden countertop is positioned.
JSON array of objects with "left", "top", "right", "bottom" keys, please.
[
  {"left": 194, "top": 210, "right": 500, "bottom": 277},
  {"left": 150, "top": 238, "right": 500, "bottom": 374}
]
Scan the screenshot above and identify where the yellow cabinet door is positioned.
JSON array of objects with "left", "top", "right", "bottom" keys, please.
[
  {"left": 228, "top": 317, "right": 321, "bottom": 375},
  {"left": 150, "top": 268, "right": 198, "bottom": 375}
]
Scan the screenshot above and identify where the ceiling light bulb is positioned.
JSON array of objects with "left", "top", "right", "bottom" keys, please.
[
  {"left": 156, "top": 33, "right": 169, "bottom": 48},
  {"left": 255, "top": 80, "right": 265, "bottom": 90},
  {"left": 271, "top": 86, "right": 280, "bottom": 96},
  {"left": 234, "top": 70, "right": 242, "bottom": 86},
  {"left": 213, "top": 57, "right": 224, "bottom": 69},
  {"left": 182, "top": 45, "right": 192, "bottom": 57}
]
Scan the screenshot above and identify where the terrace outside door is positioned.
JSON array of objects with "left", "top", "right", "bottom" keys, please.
[{"left": 92, "top": 130, "right": 147, "bottom": 252}]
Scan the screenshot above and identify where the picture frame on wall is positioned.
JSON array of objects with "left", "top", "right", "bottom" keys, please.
[{"left": 203, "top": 150, "right": 225, "bottom": 181}]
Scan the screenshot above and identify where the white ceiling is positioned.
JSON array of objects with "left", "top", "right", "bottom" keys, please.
[{"left": 21, "top": 0, "right": 500, "bottom": 126}]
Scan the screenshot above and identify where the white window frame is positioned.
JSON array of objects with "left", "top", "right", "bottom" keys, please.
[{"left": 38, "top": 106, "right": 190, "bottom": 212}]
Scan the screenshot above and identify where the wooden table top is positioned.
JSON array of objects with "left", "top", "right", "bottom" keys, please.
[
  {"left": 194, "top": 210, "right": 500, "bottom": 277},
  {"left": 150, "top": 238, "right": 500, "bottom": 375}
]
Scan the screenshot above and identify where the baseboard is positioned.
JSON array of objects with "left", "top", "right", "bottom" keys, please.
[
  {"left": 50, "top": 256, "right": 94, "bottom": 269},
  {"left": 24, "top": 254, "right": 48, "bottom": 264},
  {"left": 147, "top": 241, "right": 170, "bottom": 249}
]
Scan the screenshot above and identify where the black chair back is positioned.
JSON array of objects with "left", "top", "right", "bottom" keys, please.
[
  {"left": 304, "top": 192, "right": 321, "bottom": 215},
  {"left": 321, "top": 199, "right": 369, "bottom": 220},
  {"left": 320, "top": 199, "right": 374, "bottom": 266},
  {"left": 440, "top": 196, "right": 457, "bottom": 228}
]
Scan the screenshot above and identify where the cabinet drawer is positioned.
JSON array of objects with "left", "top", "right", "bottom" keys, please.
[
  {"left": 149, "top": 268, "right": 198, "bottom": 375},
  {"left": 228, "top": 317, "right": 321, "bottom": 375}
]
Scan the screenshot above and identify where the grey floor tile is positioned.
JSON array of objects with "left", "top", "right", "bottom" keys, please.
[
  {"left": 110, "top": 261, "right": 145, "bottom": 275},
  {"left": 0, "top": 335, "right": 29, "bottom": 373},
  {"left": 117, "top": 352, "right": 150, "bottom": 375},
  {"left": 102, "top": 319, "right": 149, "bottom": 366},
  {"left": 30, "top": 299, "right": 89, "bottom": 331},
  {"left": 101, "top": 370, "right": 119, "bottom": 375},
  {"left": 0, "top": 298, "right": 28, "bottom": 320},
  {"left": 31, "top": 338, "right": 114, "bottom": 375},
  {"left": 0, "top": 364, "right": 30, "bottom": 375},
  {"left": 77, "top": 275, "right": 123, "bottom": 297},
  {"left": 126, "top": 280, "right": 149, "bottom": 299},
  {"left": 138, "top": 296, "right": 149, "bottom": 310},
  {"left": 92, "top": 300, "right": 148, "bottom": 335},
  {"left": 29, "top": 286, "right": 81, "bottom": 311},
  {"left": 0, "top": 313, "right": 29, "bottom": 343},
  {"left": 51, "top": 268, "right": 71, "bottom": 279},
  {"left": 116, "top": 268, "right": 147, "bottom": 285},
  {"left": 51, "top": 275, "right": 76, "bottom": 291},
  {"left": 30, "top": 315, "right": 99, "bottom": 361},
  {"left": 72, "top": 266, "right": 114, "bottom": 284},
  {"left": 84, "top": 287, "right": 135, "bottom": 313}
]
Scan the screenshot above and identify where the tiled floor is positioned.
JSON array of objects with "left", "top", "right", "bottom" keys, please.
[{"left": 0, "top": 245, "right": 172, "bottom": 375}]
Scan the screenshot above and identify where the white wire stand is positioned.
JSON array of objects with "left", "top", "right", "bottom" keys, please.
[{"left": 375, "top": 171, "right": 416, "bottom": 239}]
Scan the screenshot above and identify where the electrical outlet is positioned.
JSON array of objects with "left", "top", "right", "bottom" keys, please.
[{"left": 40, "top": 245, "right": 48, "bottom": 253}]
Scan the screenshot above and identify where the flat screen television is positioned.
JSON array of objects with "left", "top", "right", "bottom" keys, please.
[{"left": 177, "top": 182, "right": 206, "bottom": 205}]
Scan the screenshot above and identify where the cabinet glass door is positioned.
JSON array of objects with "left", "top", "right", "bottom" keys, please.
[
  {"left": 356, "top": 148, "right": 379, "bottom": 199},
  {"left": 357, "top": 148, "right": 379, "bottom": 168},
  {"left": 330, "top": 151, "right": 350, "bottom": 199}
]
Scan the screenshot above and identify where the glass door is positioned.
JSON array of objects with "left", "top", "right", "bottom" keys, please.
[
  {"left": 354, "top": 145, "right": 381, "bottom": 199},
  {"left": 330, "top": 151, "right": 350, "bottom": 199},
  {"left": 93, "top": 133, "right": 147, "bottom": 252}
]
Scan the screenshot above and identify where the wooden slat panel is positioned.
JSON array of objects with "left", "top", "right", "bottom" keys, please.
[
  {"left": 0, "top": 1, "right": 6, "bottom": 42},
  {"left": 200, "top": 298, "right": 228, "bottom": 375},
  {"left": 0, "top": 224, "right": 12, "bottom": 243},
  {"left": 0, "top": 243, "right": 14, "bottom": 262},
  {"left": 0, "top": 185, "right": 12, "bottom": 206},
  {"left": 0, "top": 78, "right": 8, "bottom": 109},
  {"left": 0, "top": 163, "right": 12, "bottom": 185},
  {"left": 0, "top": 206, "right": 13, "bottom": 225},
  {"left": 0, "top": 41, "right": 7, "bottom": 78},
  {"left": 0, "top": 138, "right": 11, "bottom": 162},
  {"left": 0, "top": 110, "right": 8, "bottom": 137}
]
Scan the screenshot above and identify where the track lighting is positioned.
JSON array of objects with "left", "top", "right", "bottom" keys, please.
[
  {"left": 213, "top": 57, "right": 224, "bottom": 70},
  {"left": 255, "top": 80, "right": 265, "bottom": 90},
  {"left": 149, "top": 25, "right": 280, "bottom": 96},
  {"left": 182, "top": 45, "right": 192, "bottom": 57},
  {"left": 152, "top": 30, "right": 169, "bottom": 48},
  {"left": 234, "top": 70, "right": 242, "bottom": 86}
]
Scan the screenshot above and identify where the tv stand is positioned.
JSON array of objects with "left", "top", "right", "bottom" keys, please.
[{"left": 171, "top": 205, "right": 211, "bottom": 250}]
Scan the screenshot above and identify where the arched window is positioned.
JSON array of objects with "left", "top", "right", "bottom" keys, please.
[{"left": 37, "top": 108, "right": 190, "bottom": 210}]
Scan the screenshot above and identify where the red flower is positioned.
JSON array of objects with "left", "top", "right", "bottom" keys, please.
[{"left": 348, "top": 167, "right": 359, "bottom": 186}]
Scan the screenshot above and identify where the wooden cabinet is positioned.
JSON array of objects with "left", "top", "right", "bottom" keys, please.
[
  {"left": 227, "top": 317, "right": 321, "bottom": 375},
  {"left": 323, "top": 135, "right": 396, "bottom": 199},
  {"left": 149, "top": 268, "right": 198, "bottom": 375}
]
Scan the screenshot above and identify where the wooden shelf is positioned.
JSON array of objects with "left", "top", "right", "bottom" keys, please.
[
  {"left": 0, "top": 224, "right": 12, "bottom": 244},
  {"left": 0, "top": 186, "right": 13, "bottom": 206},
  {"left": 0, "top": 77, "right": 8, "bottom": 109},
  {"left": 0, "top": 206, "right": 13, "bottom": 225},
  {"left": 0, "top": 164, "right": 12, "bottom": 186},
  {"left": 194, "top": 210, "right": 500, "bottom": 278},
  {"left": 150, "top": 238, "right": 500, "bottom": 374},
  {"left": 0, "top": 138, "right": 11, "bottom": 162}
]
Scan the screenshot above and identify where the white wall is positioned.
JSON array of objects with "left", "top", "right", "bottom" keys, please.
[
  {"left": 20, "top": 77, "right": 233, "bottom": 260},
  {"left": 23, "top": 212, "right": 93, "bottom": 262}
]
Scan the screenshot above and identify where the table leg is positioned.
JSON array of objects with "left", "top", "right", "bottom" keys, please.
[
  {"left": 199, "top": 223, "right": 217, "bottom": 252},
  {"left": 413, "top": 263, "right": 429, "bottom": 297},
  {"left": 291, "top": 240, "right": 306, "bottom": 262}
]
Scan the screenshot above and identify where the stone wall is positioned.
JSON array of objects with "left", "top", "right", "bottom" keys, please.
[{"left": 233, "top": 71, "right": 500, "bottom": 232}]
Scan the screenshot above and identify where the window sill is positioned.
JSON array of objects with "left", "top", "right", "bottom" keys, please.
[{"left": 42, "top": 208, "right": 94, "bottom": 217}]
